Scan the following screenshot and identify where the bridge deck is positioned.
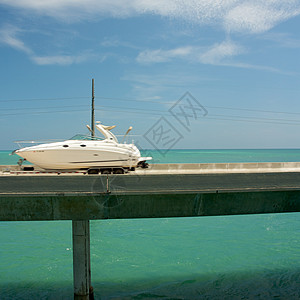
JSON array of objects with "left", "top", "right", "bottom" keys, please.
[{"left": 1, "top": 163, "right": 300, "bottom": 221}]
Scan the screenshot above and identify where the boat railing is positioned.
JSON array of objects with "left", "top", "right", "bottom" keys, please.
[
  {"left": 69, "top": 134, "right": 104, "bottom": 141},
  {"left": 14, "top": 134, "right": 105, "bottom": 148},
  {"left": 14, "top": 139, "right": 64, "bottom": 148}
]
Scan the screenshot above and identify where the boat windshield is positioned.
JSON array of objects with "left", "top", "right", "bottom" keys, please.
[{"left": 69, "top": 134, "right": 104, "bottom": 141}]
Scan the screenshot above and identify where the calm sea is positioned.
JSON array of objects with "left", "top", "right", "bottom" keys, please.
[{"left": 1, "top": 149, "right": 300, "bottom": 299}]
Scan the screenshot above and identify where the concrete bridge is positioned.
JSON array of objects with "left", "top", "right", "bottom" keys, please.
[{"left": 1, "top": 162, "right": 300, "bottom": 299}]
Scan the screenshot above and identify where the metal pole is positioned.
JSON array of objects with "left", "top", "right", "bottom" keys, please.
[
  {"left": 91, "top": 79, "right": 95, "bottom": 138},
  {"left": 72, "top": 220, "right": 91, "bottom": 300}
]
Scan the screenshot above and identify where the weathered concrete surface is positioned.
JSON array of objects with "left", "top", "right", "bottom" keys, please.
[
  {"left": 2, "top": 162, "right": 300, "bottom": 174},
  {"left": 1, "top": 173, "right": 300, "bottom": 221},
  {"left": 144, "top": 162, "right": 300, "bottom": 174},
  {"left": 0, "top": 191, "right": 300, "bottom": 221},
  {"left": 72, "top": 220, "right": 91, "bottom": 300},
  {"left": 2, "top": 173, "right": 300, "bottom": 195}
]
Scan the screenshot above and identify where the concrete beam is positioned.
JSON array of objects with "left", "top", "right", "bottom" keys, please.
[
  {"left": 0, "top": 190, "right": 300, "bottom": 221},
  {"left": 1, "top": 173, "right": 300, "bottom": 221}
]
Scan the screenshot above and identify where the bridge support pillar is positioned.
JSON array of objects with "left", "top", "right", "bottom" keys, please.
[{"left": 72, "top": 220, "right": 93, "bottom": 300}]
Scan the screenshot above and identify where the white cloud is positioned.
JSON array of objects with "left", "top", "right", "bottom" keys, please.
[
  {"left": 261, "top": 32, "right": 300, "bottom": 48},
  {"left": 199, "top": 40, "right": 244, "bottom": 64},
  {"left": 1, "top": 1, "right": 300, "bottom": 68},
  {"left": 0, "top": 24, "right": 32, "bottom": 54},
  {"left": 122, "top": 71, "right": 210, "bottom": 101},
  {"left": 1, "top": 0, "right": 300, "bottom": 34},
  {"left": 101, "top": 37, "right": 141, "bottom": 50},
  {"left": 31, "top": 52, "right": 101, "bottom": 65},
  {"left": 219, "top": 62, "right": 289, "bottom": 74},
  {"left": 135, "top": 40, "right": 293, "bottom": 73},
  {"left": 224, "top": 2, "right": 300, "bottom": 33},
  {"left": 136, "top": 41, "right": 243, "bottom": 65},
  {"left": 0, "top": 24, "right": 103, "bottom": 65},
  {"left": 136, "top": 46, "right": 194, "bottom": 64},
  {"left": 31, "top": 55, "right": 80, "bottom": 65}
]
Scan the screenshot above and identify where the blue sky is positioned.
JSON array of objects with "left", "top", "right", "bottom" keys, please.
[{"left": 1, "top": 1, "right": 300, "bottom": 150}]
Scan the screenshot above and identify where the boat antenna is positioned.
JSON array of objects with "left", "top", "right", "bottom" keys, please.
[
  {"left": 91, "top": 78, "right": 95, "bottom": 138},
  {"left": 122, "top": 126, "right": 133, "bottom": 143},
  {"left": 86, "top": 125, "right": 92, "bottom": 133}
]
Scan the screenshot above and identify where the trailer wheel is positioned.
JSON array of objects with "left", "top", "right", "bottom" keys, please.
[
  {"left": 101, "top": 169, "right": 111, "bottom": 174},
  {"left": 137, "top": 161, "right": 149, "bottom": 168},
  {"left": 138, "top": 162, "right": 149, "bottom": 168},
  {"left": 88, "top": 169, "right": 99, "bottom": 175},
  {"left": 113, "top": 168, "right": 124, "bottom": 174},
  {"left": 23, "top": 166, "right": 35, "bottom": 171}
]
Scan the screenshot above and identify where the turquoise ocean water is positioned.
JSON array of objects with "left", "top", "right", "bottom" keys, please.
[{"left": 1, "top": 149, "right": 300, "bottom": 299}]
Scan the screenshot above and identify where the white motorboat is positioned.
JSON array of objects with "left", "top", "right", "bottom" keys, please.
[{"left": 14, "top": 122, "right": 151, "bottom": 173}]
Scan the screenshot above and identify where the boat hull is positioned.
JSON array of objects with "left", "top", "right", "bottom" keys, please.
[{"left": 16, "top": 140, "right": 141, "bottom": 170}]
